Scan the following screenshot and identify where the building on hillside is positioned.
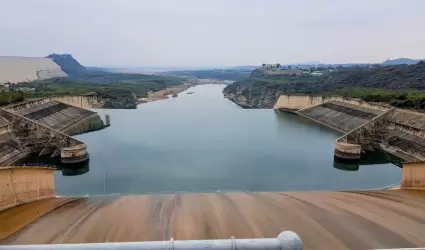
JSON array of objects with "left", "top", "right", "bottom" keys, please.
[
  {"left": 12, "top": 87, "right": 35, "bottom": 93},
  {"left": 264, "top": 69, "right": 303, "bottom": 76},
  {"left": 262, "top": 64, "right": 280, "bottom": 69},
  {"left": 311, "top": 71, "right": 323, "bottom": 76}
]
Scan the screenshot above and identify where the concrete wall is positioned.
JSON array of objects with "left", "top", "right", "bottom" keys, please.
[
  {"left": 388, "top": 123, "right": 425, "bottom": 139},
  {"left": 0, "top": 56, "right": 67, "bottom": 83},
  {"left": 401, "top": 161, "right": 425, "bottom": 190},
  {"left": 63, "top": 113, "right": 105, "bottom": 135},
  {"left": 388, "top": 110, "right": 425, "bottom": 139},
  {"left": 4, "top": 98, "right": 52, "bottom": 113},
  {"left": 0, "top": 167, "right": 56, "bottom": 211},
  {"left": 5, "top": 96, "right": 102, "bottom": 113},
  {"left": 273, "top": 95, "right": 327, "bottom": 111},
  {"left": 274, "top": 94, "right": 391, "bottom": 112},
  {"left": 51, "top": 95, "right": 102, "bottom": 109}
]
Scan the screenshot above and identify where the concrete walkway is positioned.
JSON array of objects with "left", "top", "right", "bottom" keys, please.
[{"left": 1, "top": 190, "right": 425, "bottom": 249}]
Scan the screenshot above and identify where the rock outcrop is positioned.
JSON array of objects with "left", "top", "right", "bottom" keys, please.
[
  {"left": 45, "top": 54, "right": 87, "bottom": 77},
  {"left": 223, "top": 80, "right": 280, "bottom": 109},
  {"left": 96, "top": 90, "right": 138, "bottom": 109}
]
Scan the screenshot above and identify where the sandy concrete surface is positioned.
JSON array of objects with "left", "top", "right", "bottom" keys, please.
[
  {"left": 1, "top": 190, "right": 425, "bottom": 249},
  {"left": 0, "top": 56, "right": 67, "bottom": 83}
]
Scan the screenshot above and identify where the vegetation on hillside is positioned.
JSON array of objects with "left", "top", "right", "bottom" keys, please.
[
  {"left": 161, "top": 69, "right": 251, "bottom": 81},
  {"left": 0, "top": 54, "right": 185, "bottom": 108},
  {"left": 8, "top": 54, "right": 185, "bottom": 105},
  {"left": 19, "top": 76, "right": 182, "bottom": 99},
  {"left": 317, "top": 61, "right": 425, "bottom": 91},
  {"left": 0, "top": 91, "right": 25, "bottom": 106},
  {"left": 224, "top": 61, "right": 425, "bottom": 110},
  {"left": 333, "top": 88, "right": 425, "bottom": 110}
]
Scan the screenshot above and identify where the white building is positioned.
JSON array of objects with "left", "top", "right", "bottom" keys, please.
[{"left": 311, "top": 71, "right": 323, "bottom": 76}]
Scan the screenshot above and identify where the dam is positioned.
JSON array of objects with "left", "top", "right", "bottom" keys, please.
[
  {"left": 1, "top": 85, "right": 424, "bottom": 250},
  {"left": 1, "top": 165, "right": 425, "bottom": 249},
  {"left": 0, "top": 98, "right": 105, "bottom": 166}
]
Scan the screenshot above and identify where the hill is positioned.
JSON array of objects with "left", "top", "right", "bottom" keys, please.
[
  {"left": 160, "top": 69, "right": 251, "bottom": 81},
  {"left": 382, "top": 58, "right": 422, "bottom": 65},
  {"left": 1, "top": 54, "right": 184, "bottom": 108},
  {"left": 45, "top": 54, "right": 87, "bottom": 76},
  {"left": 230, "top": 66, "right": 259, "bottom": 70},
  {"left": 223, "top": 61, "right": 425, "bottom": 110}
]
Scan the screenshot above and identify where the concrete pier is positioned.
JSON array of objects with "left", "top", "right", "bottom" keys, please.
[
  {"left": 60, "top": 144, "right": 89, "bottom": 164},
  {"left": 334, "top": 141, "right": 361, "bottom": 160}
]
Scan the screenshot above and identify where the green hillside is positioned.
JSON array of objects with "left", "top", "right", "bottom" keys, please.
[{"left": 224, "top": 61, "right": 425, "bottom": 110}]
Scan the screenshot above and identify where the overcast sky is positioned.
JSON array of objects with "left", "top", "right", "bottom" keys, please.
[{"left": 0, "top": 0, "right": 424, "bottom": 67}]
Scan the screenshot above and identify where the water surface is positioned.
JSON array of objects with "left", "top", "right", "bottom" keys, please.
[{"left": 55, "top": 84, "right": 401, "bottom": 195}]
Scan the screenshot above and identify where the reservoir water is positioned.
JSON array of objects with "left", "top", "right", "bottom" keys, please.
[{"left": 55, "top": 84, "right": 401, "bottom": 195}]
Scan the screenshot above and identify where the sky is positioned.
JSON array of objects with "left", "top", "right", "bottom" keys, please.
[{"left": 0, "top": 0, "right": 424, "bottom": 67}]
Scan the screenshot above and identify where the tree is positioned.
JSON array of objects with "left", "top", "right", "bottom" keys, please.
[
  {"left": 262, "top": 63, "right": 266, "bottom": 67},
  {"left": 287, "top": 65, "right": 292, "bottom": 69},
  {"left": 276, "top": 63, "right": 281, "bottom": 69}
]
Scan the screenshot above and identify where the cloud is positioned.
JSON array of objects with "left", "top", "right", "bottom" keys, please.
[{"left": 0, "top": 0, "right": 424, "bottom": 67}]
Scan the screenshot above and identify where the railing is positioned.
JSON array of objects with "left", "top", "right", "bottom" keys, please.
[{"left": 0, "top": 231, "right": 303, "bottom": 250}]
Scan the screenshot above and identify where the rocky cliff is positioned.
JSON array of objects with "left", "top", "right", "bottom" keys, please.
[
  {"left": 223, "top": 79, "right": 281, "bottom": 109},
  {"left": 97, "top": 89, "right": 138, "bottom": 109},
  {"left": 45, "top": 54, "right": 87, "bottom": 77}
]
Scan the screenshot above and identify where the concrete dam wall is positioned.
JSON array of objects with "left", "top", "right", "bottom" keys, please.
[
  {"left": 273, "top": 94, "right": 390, "bottom": 112},
  {"left": 402, "top": 161, "right": 425, "bottom": 190},
  {"left": 0, "top": 98, "right": 105, "bottom": 166},
  {"left": 274, "top": 94, "right": 425, "bottom": 164},
  {"left": 298, "top": 100, "right": 385, "bottom": 133},
  {"left": 0, "top": 56, "right": 67, "bottom": 83},
  {"left": 5, "top": 98, "right": 105, "bottom": 135},
  {"left": 51, "top": 95, "right": 103, "bottom": 109},
  {"left": 0, "top": 167, "right": 56, "bottom": 211}
]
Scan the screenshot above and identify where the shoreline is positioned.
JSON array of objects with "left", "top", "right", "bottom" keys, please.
[
  {"left": 138, "top": 79, "right": 230, "bottom": 104},
  {"left": 138, "top": 84, "right": 193, "bottom": 104}
]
